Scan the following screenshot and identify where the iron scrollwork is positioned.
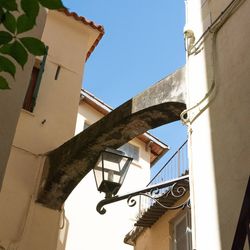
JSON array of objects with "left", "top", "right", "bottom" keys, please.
[{"left": 96, "top": 175, "right": 190, "bottom": 214}]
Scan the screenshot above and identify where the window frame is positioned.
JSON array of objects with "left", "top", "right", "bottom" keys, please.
[
  {"left": 118, "top": 143, "right": 140, "bottom": 162},
  {"left": 83, "top": 121, "right": 90, "bottom": 130},
  {"left": 22, "top": 46, "right": 48, "bottom": 113},
  {"left": 22, "top": 66, "right": 40, "bottom": 112},
  {"left": 170, "top": 209, "right": 192, "bottom": 250}
]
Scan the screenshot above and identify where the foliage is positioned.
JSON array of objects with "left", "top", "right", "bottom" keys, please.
[{"left": 0, "top": 0, "right": 64, "bottom": 89}]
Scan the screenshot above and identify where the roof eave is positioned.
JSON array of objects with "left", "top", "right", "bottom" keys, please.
[{"left": 58, "top": 8, "right": 105, "bottom": 60}]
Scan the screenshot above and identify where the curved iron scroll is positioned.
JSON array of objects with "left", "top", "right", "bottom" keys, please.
[{"left": 96, "top": 175, "right": 190, "bottom": 214}]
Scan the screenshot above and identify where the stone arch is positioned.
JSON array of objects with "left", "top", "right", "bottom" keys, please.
[{"left": 37, "top": 67, "right": 186, "bottom": 210}]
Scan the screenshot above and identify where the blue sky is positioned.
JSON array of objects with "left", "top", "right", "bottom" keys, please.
[{"left": 63, "top": 0, "right": 187, "bottom": 173}]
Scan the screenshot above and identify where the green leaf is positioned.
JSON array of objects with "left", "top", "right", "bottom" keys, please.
[
  {"left": 38, "top": 0, "right": 64, "bottom": 9},
  {"left": 2, "top": 12, "right": 16, "bottom": 33},
  {"left": 0, "top": 43, "right": 11, "bottom": 53},
  {"left": 0, "top": 0, "right": 18, "bottom": 11},
  {"left": 0, "top": 31, "right": 12, "bottom": 45},
  {"left": 0, "top": 41, "right": 28, "bottom": 68},
  {"left": 21, "top": 0, "right": 39, "bottom": 19},
  {"left": 19, "top": 37, "right": 46, "bottom": 56},
  {"left": 17, "top": 14, "right": 36, "bottom": 34},
  {"left": 0, "top": 76, "right": 10, "bottom": 89},
  {"left": 0, "top": 7, "right": 4, "bottom": 22},
  {"left": 0, "top": 55, "right": 16, "bottom": 77}
]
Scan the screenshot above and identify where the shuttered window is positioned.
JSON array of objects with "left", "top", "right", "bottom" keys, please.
[
  {"left": 22, "top": 46, "right": 48, "bottom": 112},
  {"left": 23, "top": 67, "right": 40, "bottom": 112}
]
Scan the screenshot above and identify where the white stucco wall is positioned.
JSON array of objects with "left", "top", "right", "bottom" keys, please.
[
  {"left": 186, "top": 0, "right": 250, "bottom": 249},
  {"left": 60, "top": 101, "right": 151, "bottom": 250}
]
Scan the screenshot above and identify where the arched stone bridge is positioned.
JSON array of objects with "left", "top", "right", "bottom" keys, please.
[{"left": 37, "top": 67, "right": 186, "bottom": 210}]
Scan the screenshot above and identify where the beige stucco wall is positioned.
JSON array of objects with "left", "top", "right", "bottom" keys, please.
[
  {"left": 134, "top": 196, "right": 190, "bottom": 250},
  {"left": 186, "top": 0, "right": 250, "bottom": 249},
  {"left": 0, "top": 4, "right": 47, "bottom": 189},
  {"left": 59, "top": 101, "right": 151, "bottom": 250},
  {"left": 134, "top": 211, "right": 177, "bottom": 250},
  {"left": 13, "top": 11, "right": 99, "bottom": 154},
  {"left": 0, "top": 10, "right": 101, "bottom": 250}
]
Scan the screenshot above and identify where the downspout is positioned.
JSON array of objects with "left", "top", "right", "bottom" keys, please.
[{"left": 181, "top": 0, "right": 247, "bottom": 249}]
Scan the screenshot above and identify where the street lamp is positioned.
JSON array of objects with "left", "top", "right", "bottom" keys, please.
[
  {"left": 94, "top": 148, "right": 190, "bottom": 215},
  {"left": 93, "top": 148, "right": 133, "bottom": 198}
]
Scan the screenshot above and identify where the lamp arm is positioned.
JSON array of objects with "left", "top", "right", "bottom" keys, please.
[{"left": 96, "top": 175, "right": 189, "bottom": 214}]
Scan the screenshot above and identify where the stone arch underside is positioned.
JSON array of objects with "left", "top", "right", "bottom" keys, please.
[{"left": 37, "top": 67, "right": 186, "bottom": 210}]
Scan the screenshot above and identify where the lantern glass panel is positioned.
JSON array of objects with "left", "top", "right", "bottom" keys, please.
[
  {"left": 93, "top": 156, "right": 103, "bottom": 189},
  {"left": 93, "top": 148, "right": 133, "bottom": 197}
]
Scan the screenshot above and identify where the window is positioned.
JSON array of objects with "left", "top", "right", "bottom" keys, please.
[
  {"left": 173, "top": 212, "right": 192, "bottom": 250},
  {"left": 22, "top": 46, "right": 48, "bottom": 112},
  {"left": 119, "top": 143, "right": 139, "bottom": 161},
  {"left": 83, "top": 121, "right": 90, "bottom": 130},
  {"left": 23, "top": 67, "right": 40, "bottom": 112}
]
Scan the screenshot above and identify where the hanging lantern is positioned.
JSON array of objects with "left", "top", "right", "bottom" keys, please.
[{"left": 93, "top": 148, "right": 133, "bottom": 198}]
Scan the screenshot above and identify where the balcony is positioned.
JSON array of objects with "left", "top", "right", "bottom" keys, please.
[{"left": 135, "top": 140, "right": 189, "bottom": 227}]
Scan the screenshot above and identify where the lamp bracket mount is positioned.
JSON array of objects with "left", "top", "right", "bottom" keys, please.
[{"left": 96, "top": 175, "right": 190, "bottom": 214}]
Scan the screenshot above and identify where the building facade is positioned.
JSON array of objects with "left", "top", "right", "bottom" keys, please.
[
  {"left": 0, "top": 9, "right": 168, "bottom": 249},
  {"left": 185, "top": 0, "right": 250, "bottom": 249},
  {"left": 0, "top": 9, "right": 104, "bottom": 250},
  {"left": 58, "top": 89, "right": 168, "bottom": 250},
  {"left": 0, "top": 1, "right": 249, "bottom": 249},
  {"left": 126, "top": 201, "right": 191, "bottom": 250},
  {"left": 0, "top": 2, "right": 46, "bottom": 189},
  {"left": 122, "top": 1, "right": 250, "bottom": 249},
  {"left": 124, "top": 140, "right": 190, "bottom": 250}
]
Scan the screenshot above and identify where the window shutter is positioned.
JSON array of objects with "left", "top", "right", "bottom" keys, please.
[
  {"left": 23, "top": 67, "right": 40, "bottom": 111},
  {"left": 30, "top": 46, "right": 49, "bottom": 112}
]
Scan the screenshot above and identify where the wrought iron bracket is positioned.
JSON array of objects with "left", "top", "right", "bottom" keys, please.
[{"left": 97, "top": 175, "right": 190, "bottom": 214}]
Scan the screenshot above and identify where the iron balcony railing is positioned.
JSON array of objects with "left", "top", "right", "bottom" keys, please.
[{"left": 137, "top": 140, "right": 189, "bottom": 216}]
